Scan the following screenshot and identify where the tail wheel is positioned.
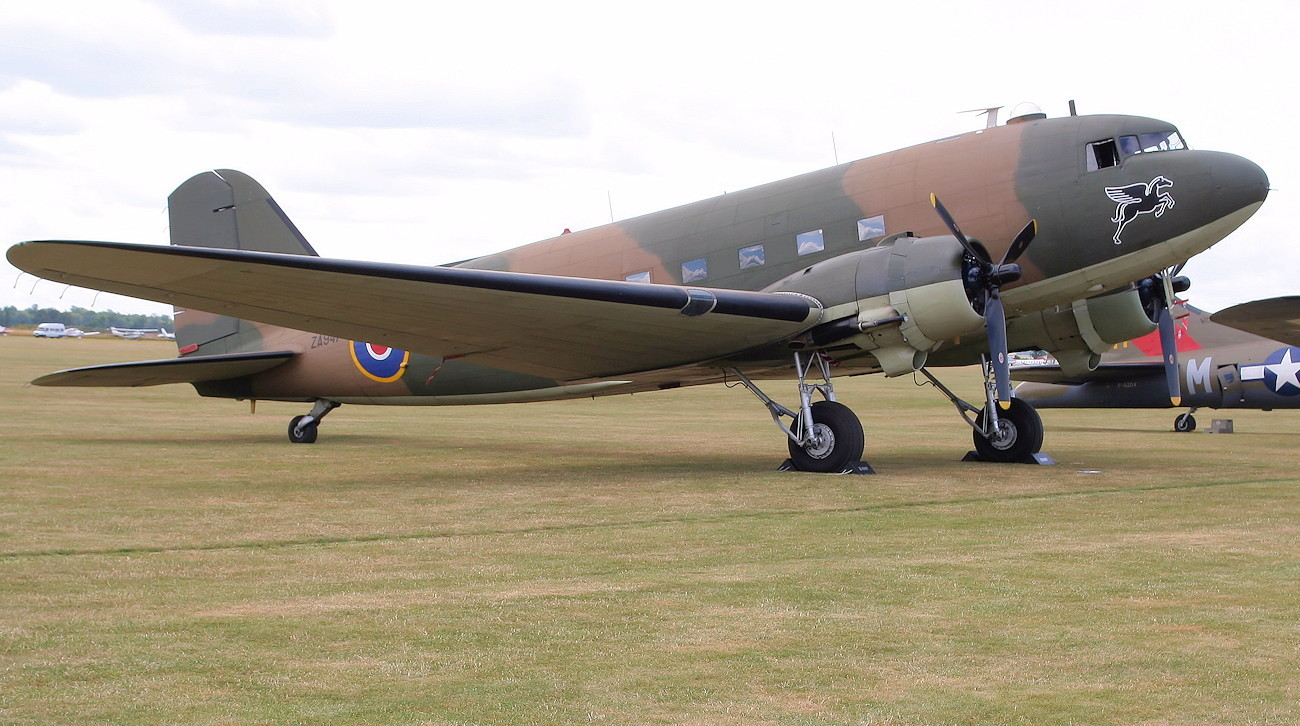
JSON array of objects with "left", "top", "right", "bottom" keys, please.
[
  {"left": 973, "top": 398, "right": 1043, "bottom": 463},
  {"left": 288, "top": 415, "right": 319, "bottom": 444},
  {"left": 787, "top": 400, "right": 865, "bottom": 473}
]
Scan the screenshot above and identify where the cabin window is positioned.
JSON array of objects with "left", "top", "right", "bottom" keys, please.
[
  {"left": 796, "top": 228, "right": 825, "bottom": 256},
  {"left": 625, "top": 271, "right": 651, "bottom": 283},
  {"left": 1086, "top": 139, "right": 1121, "bottom": 171},
  {"left": 858, "top": 215, "right": 885, "bottom": 241},
  {"left": 681, "top": 258, "right": 708, "bottom": 283},
  {"left": 738, "top": 244, "right": 765, "bottom": 269}
]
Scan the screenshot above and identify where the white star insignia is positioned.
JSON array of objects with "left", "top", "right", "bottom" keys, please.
[{"left": 1266, "top": 348, "right": 1300, "bottom": 393}]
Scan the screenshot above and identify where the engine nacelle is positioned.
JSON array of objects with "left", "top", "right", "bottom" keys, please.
[
  {"left": 1006, "top": 287, "right": 1158, "bottom": 374},
  {"left": 769, "top": 235, "right": 985, "bottom": 376}
]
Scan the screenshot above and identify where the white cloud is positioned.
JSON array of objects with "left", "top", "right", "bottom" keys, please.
[{"left": 1, "top": 0, "right": 1297, "bottom": 318}]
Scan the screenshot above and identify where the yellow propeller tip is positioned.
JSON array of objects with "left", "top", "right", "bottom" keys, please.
[
  {"left": 1170, "top": 397, "right": 1182, "bottom": 406},
  {"left": 929, "top": 192, "right": 937, "bottom": 206},
  {"left": 998, "top": 400, "right": 1011, "bottom": 410}
]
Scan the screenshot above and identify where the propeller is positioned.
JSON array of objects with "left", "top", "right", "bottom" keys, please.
[
  {"left": 930, "top": 193, "right": 1037, "bottom": 409},
  {"left": 1139, "top": 268, "right": 1191, "bottom": 406}
]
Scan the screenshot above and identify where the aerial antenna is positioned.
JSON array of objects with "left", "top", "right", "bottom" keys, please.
[
  {"left": 1068, "top": 99, "right": 1078, "bottom": 116},
  {"left": 607, "top": 191, "right": 614, "bottom": 223},
  {"left": 831, "top": 131, "right": 840, "bottom": 165},
  {"left": 961, "top": 106, "right": 1004, "bottom": 129}
]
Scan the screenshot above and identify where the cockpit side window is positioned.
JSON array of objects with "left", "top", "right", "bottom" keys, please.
[{"left": 1086, "top": 139, "right": 1121, "bottom": 171}]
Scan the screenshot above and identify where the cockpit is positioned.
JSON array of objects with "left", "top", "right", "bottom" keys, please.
[{"left": 1086, "top": 128, "right": 1188, "bottom": 171}]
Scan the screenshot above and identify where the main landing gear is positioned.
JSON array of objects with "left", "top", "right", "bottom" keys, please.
[
  {"left": 288, "top": 399, "right": 340, "bottom": 444},
  {"left": 729, "top": 352, "right": 869, "bottom": 474},
  {"left": 731, "top": 352, "right": 1052, "bottom": 472},
  {"left": 918, "top": 358, "right": 1051, "bottom": 464}
]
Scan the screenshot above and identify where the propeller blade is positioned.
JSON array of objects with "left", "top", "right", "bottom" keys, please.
[
  {"left": 1000, "top": 219, "right": 1038, "bottom": 266},
  {"left": 929, "top": 193, "right": 987, "bottom": 262},
  {"left": 984, "top": 294, "right": 1013, "bottom": 409},
  {"left": 1157, "top": 305, "right": 1182, "bottom": 406}
]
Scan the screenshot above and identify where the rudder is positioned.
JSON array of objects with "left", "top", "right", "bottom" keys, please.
[{"left": 169, "top": 170, "right": 316, "bottom": 354}]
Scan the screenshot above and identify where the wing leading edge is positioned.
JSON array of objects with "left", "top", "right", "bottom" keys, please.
[{"left": 8, "top": 240, "right": 822, "bottom": 381}]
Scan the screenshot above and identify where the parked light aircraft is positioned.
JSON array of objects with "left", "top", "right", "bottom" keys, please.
[
  {"left": 6, "top": 105, "right": 1269, "bottom": 471},
  {"left": 1014, "top": 296, "right": 1300, "bottom": 430},
  {"left": 109, "top": 326, "right": 160, "bottom": 340}
]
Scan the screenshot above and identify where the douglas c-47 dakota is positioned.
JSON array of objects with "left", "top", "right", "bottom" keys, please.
[{"left": 7, "top": 104, "right": 1269, "bottom": 472}]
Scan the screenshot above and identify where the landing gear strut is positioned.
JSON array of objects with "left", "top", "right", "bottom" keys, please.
[
  {"left": 288, "top": 399, "right": 339, "bottom": 444},
  {"left": 918, "top": 358, "right": 1051, "bottom": 464},
  {"left": 730, "top": 352, "right": 869, "bottom": 474}
]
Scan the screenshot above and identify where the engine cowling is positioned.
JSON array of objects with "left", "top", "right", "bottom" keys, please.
[
  {"left": 768, "top": 234, "right": 985, "bottom": 375},
  {"left": 1006, "top": 287, "right": 1159, "bottom": 375}
]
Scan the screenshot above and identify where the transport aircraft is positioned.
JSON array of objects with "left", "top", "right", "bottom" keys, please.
[
  {"left": 6, "top": 104, "right": 1270, "bottom": 472},
  {"left": 1014, "top": 296, "right": 1300, "bottom": 431}
]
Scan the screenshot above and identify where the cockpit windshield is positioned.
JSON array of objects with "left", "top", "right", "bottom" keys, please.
[
  {"left": 1118, "top": 130, "right": 1187, "bottom": 156},
  {"left": 1087, "top": 128, "right": 1187, "bottom": 171}
]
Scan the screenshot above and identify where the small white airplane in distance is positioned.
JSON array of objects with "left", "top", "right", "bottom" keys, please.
[
  {"left": 109, "top": 326, "right": 160, "bottom": 340},
  {"left": 157, "top": 329, "right": 176, "bottom": 340}
]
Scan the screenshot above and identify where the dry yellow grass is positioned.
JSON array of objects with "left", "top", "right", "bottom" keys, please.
[{"left": 2, "top": 334, "right": 1297, "bottom": 724}]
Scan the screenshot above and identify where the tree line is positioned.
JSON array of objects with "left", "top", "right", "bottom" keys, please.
[{"left": 1, "top": 305, "right": 173, "bottom": 330}]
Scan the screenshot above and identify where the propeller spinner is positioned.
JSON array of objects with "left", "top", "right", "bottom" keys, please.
[{"left": 929, "top": 193, "right": 1037, "bottom": 409}]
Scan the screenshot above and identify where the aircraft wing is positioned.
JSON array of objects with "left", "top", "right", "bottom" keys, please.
[
  {"left": 33, "top": 350, "right": 296, "bottom": 387},
  {"left": 1210, "top": 296, "right": 1300, "bottom": 346},
  {"left": 1010, "top": 362, "right": 1165, "bottom": 386},
  {"left": 8, "top": 240, "right": 823, "bottom": 381}
]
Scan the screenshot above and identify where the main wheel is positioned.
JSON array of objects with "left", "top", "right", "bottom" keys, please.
[
  {"left": 1173, "top": 412, "right": 1197, "bottom": 432},
  {"left": 972, "top": 398, "right": 1043, "bottom": 463},
  {"left": 787, "top": 400, "right": 865, "bottom": 473},
  {"left": 288, "top": 415, "right": 319, "bottom": 444}
]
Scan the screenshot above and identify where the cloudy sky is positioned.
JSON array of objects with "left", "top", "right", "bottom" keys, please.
[{"left": 2, "top": 0, "right": 1295, "bottom": 316}]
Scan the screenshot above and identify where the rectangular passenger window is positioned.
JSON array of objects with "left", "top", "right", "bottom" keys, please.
[
  {"left": 1086, "top": 139, "right": 1120, "bottom": 171},
  {"left": 796, "top": 229, "right": 825, "bottom": 256},
  {"left": 738, "top": 244, "right": 765, "bottom": 269},
  {"left": 625, "top": 271, "right": 651, "bottom": 283},
  {"left": 681, "top": 258, "right": 708, "bottom": 283},
  {"left": 858, "top": 215, "right": 885, "bottom": 241}
]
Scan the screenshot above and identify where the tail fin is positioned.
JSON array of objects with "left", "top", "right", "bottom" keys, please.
[{"left": 168, "top": 170, "right": 315, "bottom": 354}]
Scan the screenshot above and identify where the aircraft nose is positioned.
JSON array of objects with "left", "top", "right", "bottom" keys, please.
[{"left": 1212, "top": 152, "right": 1269, "bottom": 211}]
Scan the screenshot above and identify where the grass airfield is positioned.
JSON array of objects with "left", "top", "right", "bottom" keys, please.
[{"left": 2, "top": 334, "right": 1297, "bottom": 724}]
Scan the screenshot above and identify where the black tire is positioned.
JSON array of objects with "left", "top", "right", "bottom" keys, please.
[
  {"left": 973, "top": 398, "right": 1043, "bottom": 463},
  {"left": 288, "top": 415, "right": 318, "bottom": 444},
  {"left": 787, "top": 400, "right": 865, "bottom": 473},
  {"left": 1173, "top": 413, "right": 1196, "bottom": 433}
]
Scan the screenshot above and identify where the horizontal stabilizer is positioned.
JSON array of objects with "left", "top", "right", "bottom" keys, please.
[{"left": 33, "top": 350, "right": 296, "bottom": 387}]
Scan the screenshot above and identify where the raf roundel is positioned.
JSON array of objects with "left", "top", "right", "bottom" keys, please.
[{"left": 349, "top": 341, "right": 410, "bottom": 383}]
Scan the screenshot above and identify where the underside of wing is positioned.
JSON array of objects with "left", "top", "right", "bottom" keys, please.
[
  {"left": 1210, "top": 296, "right": 1300, "bottom": 346},
  {"left": 8, "top": 241, "right": 822, "bottom": 382},
  {"left": 1010, "top": 362, "right": 1166, "bottom": 386},
  {"left": 33, "top": 350, "right": 296, "bottom": 387}
]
